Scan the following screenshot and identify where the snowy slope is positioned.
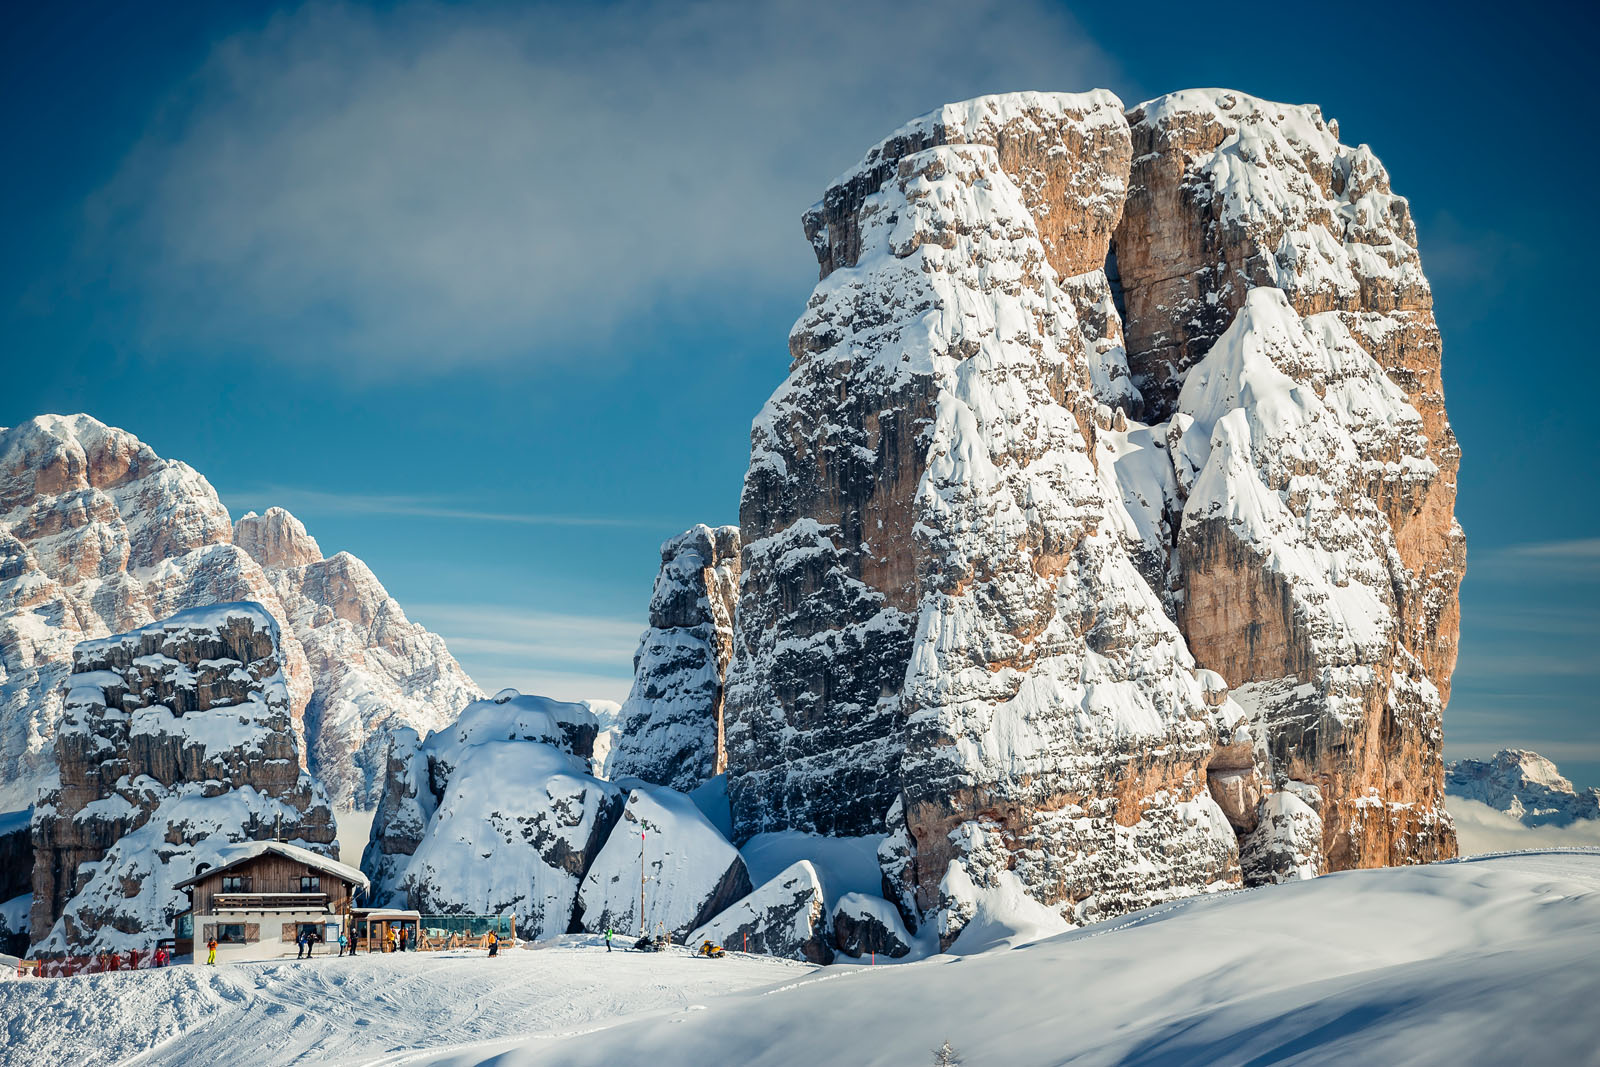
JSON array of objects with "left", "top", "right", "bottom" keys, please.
[
  {"left": 3, "top": 853, "right": 1595, "bottom": 1066},
  {"left": 445, "top": 851, "right": 1600, "bottom": 1067}
]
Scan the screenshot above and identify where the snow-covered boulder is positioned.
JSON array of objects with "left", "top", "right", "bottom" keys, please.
[
  {"left": 362, "top": 691, "right": 621, "bottom": 940},
  {"left": 1446, "top": 750, "right": 1600, "bottom": 826},
  {"left": 576, "top": 785, "right": 751, "bottom": 940},
  {"left": 610, "top": 525, "right": 739, "bottom": 792},
  {"left": 29, "top": 603, "right": 337, "bottom": 954},
  {"left": 1240, "top": 789, "right": 1325, "bottom": 885},
  {"left": 831, "top": 893, "right": 912, "bottom": 959},
  {"left": 688, "top": 860, "right": 832, "bottom": 964}
]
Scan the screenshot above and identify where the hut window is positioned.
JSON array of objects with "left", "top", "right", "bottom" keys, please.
[
  {"left": 222, "top": 875, "right": 248, "bottom": 892},
  {"left": 300, "top": 876, "right": 321, "bottom": 893},
  {"left": 219, "top": 923, "right": 246, "bottom": 944}
]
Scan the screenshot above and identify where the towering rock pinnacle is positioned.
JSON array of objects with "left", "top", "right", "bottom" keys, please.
[
  {"left": 610, "top": 525, "right": 740, "bottom": 792},
  {"left": 723, "top": 88, "right": 1460, "bottom": 946}
]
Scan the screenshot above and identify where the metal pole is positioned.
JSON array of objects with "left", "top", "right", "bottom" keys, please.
[{"left": 639, "top": 830, "right": 647, "bottom": 938}]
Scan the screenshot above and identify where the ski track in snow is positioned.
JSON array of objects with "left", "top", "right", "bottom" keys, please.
[{"left": 4, "top": 853, "right": 1600, "bottom": 1066}]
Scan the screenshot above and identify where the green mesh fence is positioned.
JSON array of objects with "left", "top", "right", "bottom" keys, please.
[{"left": 417, "top": 914, "right": 514, "bottom": 940}]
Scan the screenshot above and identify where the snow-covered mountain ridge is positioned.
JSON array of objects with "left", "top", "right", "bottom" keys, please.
[
  {"left": 0, "top": 414, "right": 481, "bottom": 814},
  {"left": 1447, "top": 749, "right": 1600, "bottom": 826}
]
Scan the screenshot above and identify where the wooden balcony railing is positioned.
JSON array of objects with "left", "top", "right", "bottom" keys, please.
[{"left": 213, "top": 892, "right": 330, "bottom": 911}]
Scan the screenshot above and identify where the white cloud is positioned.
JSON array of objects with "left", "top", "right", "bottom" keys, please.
[
  {"left": 1446, "top": 797, "right": 1600, "bottom": 857},
  {"left": 406, "top": 602, "right": 641, "bottom": 703},
  {"left": 221, "top": 486, "right": 660, "bottom": 527},
  {"left": 86, "top": 0, "right": 1120, "bottom": 373}
]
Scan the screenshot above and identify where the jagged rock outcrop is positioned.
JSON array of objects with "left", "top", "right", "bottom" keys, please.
[
  {"left": 28, "top": 603, "right": 336, "bottom": 953},
  {"left": 361, "top": 689, "right": 622, "bottom": 939},
  {"left": 832, "top": 892, "right": 912, "bottom": 958},
  {"left": 235, "top": 508, "right": 483, "bottom": 810},
  {"left": 1112, "top": 91, "right": 1460, "bottom": 871},
  {"left": 610, "top": 525, "right": 740, "bottom": 791},
  {"left": 575, "top": 785, "right": 751, "bottom": 940},
  {"left": 688, "top": 860, "right": 833, "bottom": 964},
  {"left": 1447, "top": 750, "right": 1600, "bottom": 826},
  {"left": 720, "top": 87, "right": 1459, "bottom": 947},
  {"left": 0, "top": 415, "right": 479, "bottom": 815}
]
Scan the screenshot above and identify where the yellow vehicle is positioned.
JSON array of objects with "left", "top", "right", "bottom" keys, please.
[{"left": 698, "top": 940, "right": 725, "bottom": 959}]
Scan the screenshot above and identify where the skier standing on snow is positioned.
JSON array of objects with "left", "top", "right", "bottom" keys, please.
[
  {"left": 338, "top": 931, "right": 348, "bottom": 957},
  {"left": 605, "top": 926, "right": 612, "bottom": 952},
  {"left": 206, "top": 936, "right": 218, "bottom": 965}
]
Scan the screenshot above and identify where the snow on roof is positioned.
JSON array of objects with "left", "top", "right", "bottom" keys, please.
[{"left": 174, "top": 840, "right": 368, "bottom": 891}]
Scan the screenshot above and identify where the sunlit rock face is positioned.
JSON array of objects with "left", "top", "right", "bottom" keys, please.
[
  {"left": 720, "top": 87, "right": 1460, "bottom": 947},
  {"left": 0, "top": 415, "right": 480, "bottom": 815},
  {"left": 29, "top": 603, "right": 336, "bottom": 955},
  {"left": 1114, "top": 91, "right": 1460, "bottom": 871}
]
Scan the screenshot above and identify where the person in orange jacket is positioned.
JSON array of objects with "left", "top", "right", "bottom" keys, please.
[{"left": 206, "top": 937, "right": 218, "bottom": 965}]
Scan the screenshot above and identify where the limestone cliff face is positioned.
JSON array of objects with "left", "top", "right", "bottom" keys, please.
[
  {"left": 720, "top": 88, "right": 1460, "bottom": 946},
  {"left": 610, "top": 525, "right": 740, "bottom": 792},
  {"left": 0, "top": 416, "right": 480, "bottom": 816},
  {"left": 0, "top": 417, "right": 315, "bottom": 811},
  {"left": 1112, "top": 91, "right": 1460, "bottom": 870},
  {"left": 28, "top": 603, "right": 336, "bottom": 954}
]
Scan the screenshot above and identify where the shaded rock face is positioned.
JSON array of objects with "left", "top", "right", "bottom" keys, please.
[
  {"left": 235, "top": 508, "right": 483, "bottom": 810},
  {"left": 0, "top": 414, "right": 480, "bottom": 815},
  {"left": 1447, "top": 750, "right": 1600, "bottom": 826},
  {"left": 723, "top": 87, "right": 1459, "bottom": 947},
  {"left": 610, "top": 526, "right": 740, "bottom": 792},
  {"left": 361, "top": 689, "right": 623, "bottom": 940},
  {"left": 832, "top": 892, "right": 912, "bottom": 958},
  {"left": 1240, "top": 787, "right": 1326, "bottom": 885},
  {"left": 575, "top": 786, "right": 752, "bottom": 940},
  {"left": 688, "top": 860, "right": 833, "bottom": 964},
  {"left": 0, "top": 809, "right": 32, "bottom": 935},
  {"left": 28, "top": 603, "right": 336, "bottom": 954}
]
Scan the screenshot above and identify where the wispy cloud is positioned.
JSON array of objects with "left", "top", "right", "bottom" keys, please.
[
  {"left": 1468, "top": 537, "right": 1600, "bottom": 581},
  {"left": 409, "top": 602, "right": 641, "bottom": 703},
  {"left": 222, "top": 486, "right": 661, "bottom": 528},
  {"left": 76, "top": 0, "right": 1118, "bottom": 374},
  {"left": 413, "top": 603, "right": 644, "bottom": 668}
]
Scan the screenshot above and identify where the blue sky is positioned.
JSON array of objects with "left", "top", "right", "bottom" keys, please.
[{"left": 4, "top": 0, "right": 1596, "bottom": 786}]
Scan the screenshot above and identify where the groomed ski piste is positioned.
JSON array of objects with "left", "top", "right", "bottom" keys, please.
[{"left": 3, "top": 851, "right": 1597, "bottom": 1067}]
